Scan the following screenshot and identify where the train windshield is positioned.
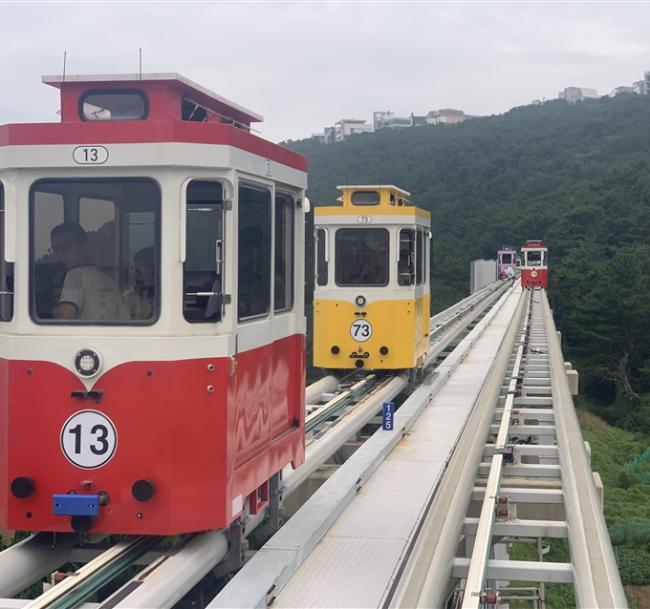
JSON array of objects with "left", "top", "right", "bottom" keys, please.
[
  {"left": 335, "top": 228, "right": 389, "bottom": 287},
  {"left": 501, "top": 253, "right": 513, "bottom": 264},
  {"left": 526, "top": 251, "right": 542, "bottom": 266},
  {"left": 30, "top": 179, "right": 160, "bottom": 324}
]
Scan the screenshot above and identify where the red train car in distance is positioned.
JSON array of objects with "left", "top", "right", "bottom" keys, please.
[
  {"left": 520, "top": 240, "right": 548, "bottom": 288},
  {"left": 0, "top": 73, "right": 307, "bottom": 535}
]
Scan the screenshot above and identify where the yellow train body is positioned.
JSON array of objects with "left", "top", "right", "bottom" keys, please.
[{"left": 313, "top": 185, "right": 431, "bottom": 371}]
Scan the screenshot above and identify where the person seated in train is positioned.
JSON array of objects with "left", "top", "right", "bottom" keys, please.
[
  {"left": 50, "top": 222, "right": 131, "bottom": 321},
  {"left": 123, "top": 246, "right": 155, "bottom": 320}
]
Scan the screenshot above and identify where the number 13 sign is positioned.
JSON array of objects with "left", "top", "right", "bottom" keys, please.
[{"left": 60, "top": 410, "right": 117, "bottom": 469}]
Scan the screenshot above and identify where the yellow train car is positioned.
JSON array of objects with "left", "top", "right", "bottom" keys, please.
[{"left": 313, "top": 185, "right": 431, "bottom": 370}]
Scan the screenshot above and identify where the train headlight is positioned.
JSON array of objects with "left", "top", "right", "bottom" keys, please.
[
  {"left": 355, "top": 295, "right": 366, "bottom": 307},
  {"left": 75, "top": 349, "right": 101, "bottom": 378}
]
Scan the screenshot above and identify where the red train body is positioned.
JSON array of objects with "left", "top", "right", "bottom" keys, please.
[
  {"left": 520, "top": 240, "right": 548, "bottom": 288},
  {"left": 0, "top": 73, "right": 307, "bottom": 534}
]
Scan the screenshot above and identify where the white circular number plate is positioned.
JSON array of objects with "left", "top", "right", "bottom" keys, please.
[
  {"left": 350, "top": 319, "right": 373, "bottom": 342},
  {"left": 531, "top": 270, "right": 538, "bottom": 277},
  {"left": 60, "top": 410, "right": 117, "bottom": 469}
]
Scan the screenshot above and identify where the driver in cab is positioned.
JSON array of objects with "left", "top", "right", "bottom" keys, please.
[{"left": 50, "top": 222, "right": 130, "bottom": 321}]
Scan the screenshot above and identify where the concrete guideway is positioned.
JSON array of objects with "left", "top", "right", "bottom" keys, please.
[{"left": 210, "top": 284, "right": 522, "bottom": 609}]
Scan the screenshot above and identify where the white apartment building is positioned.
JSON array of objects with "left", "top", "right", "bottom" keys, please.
[
  {"left": 373, "top": 111, "right": 412, "bottom": 130},
  {"left": 558, "top": 87, "right": 599, "bottom": 102},
  {"left": 334, "top": 119, "right": 373, "bottom": 141}
]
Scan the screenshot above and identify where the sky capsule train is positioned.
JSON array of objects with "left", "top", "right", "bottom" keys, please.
[
  {"left": 0, "top": 73, "right": 307, "bottom": 535},
  {"left": 520, "top": 240, "right": 549, "bottom": 288},
  {"left": 313, "top": 185, "right": 431, "bottom": 371},
  {"left": 497, "top": 245, "right": 516, "bottom": 279}
]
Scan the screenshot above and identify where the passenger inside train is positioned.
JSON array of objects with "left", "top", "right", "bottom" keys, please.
[{"left": 49, "top": 222, "right": 129, "bottom": 321}]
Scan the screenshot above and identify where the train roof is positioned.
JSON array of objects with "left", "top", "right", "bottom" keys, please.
[
  {"left": 336, "top": 184, "right": 411, "bottom": 197},
  {"left": 521, "top": 240, "right": 548, "bottom": 250},
  {"left": 43, "top": 72, "right": 263, "bottom": 125},
  {"left": 0, "top": 72, "right": 307, "bottom": 173}
]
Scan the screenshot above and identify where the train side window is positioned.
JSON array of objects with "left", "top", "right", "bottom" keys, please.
[
  {"left": 80, "top": 90, "right": 148, "bottom": 121},
  {"left": 0, "top": 184, "right": 14, "bottom": 321},
  {"left": 30, "top": 179, "right": 160, "bottom": 324},
  {"left": 335, "top": 228, "right": 389, "bottom": 287},
  {"left": 351, "top": 191, "right": 380, "bottom": 206},
  {"left": 274, "top": 194, "right": 294, "bottom": 313},
  {"left": 416, "top": 229, "right": 424, "bottom": 285},
  {"left": 238, "top": 184, "right": 271, "bottom": 320},
  {"left": 316, "top": 228, "right": 328, "bottom": 286},
  {"left": 184, "top": 181, "right": 224, "bottom": 323},
  {"left": 398, "top": 229, "right": 415, "bottom": 286},
  {"left": 543, "top": 251, "right": 548, "bottom": 266}
]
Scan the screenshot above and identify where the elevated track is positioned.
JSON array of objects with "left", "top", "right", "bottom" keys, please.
[{"left": 0, "top": 280, "right": 625, "bottom": 609}]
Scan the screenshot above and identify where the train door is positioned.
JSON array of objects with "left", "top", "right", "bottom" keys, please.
[{"left": 233, "top": 180, "right": 301, "bottom": 467}]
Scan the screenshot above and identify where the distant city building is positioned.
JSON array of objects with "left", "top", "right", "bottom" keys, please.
[
  {"left": 427, "top": 108, "right": 468, "bottom": 124},
  {"left": 334, "top": 118, "right": 373, "bottom": 142},
  {"left": 610, "top": 86, "right": 636, "bottom": 97},
  {"left": 311, "top": 121, "right": 366, "bottom": 144},
  {"left": 633, "top": 80, "right": 646, "bottom": 95},
  {"left": 645, "top": 71, "right": 650, "bottom": 95},
  {"left": 373, "top": 111, "right": 412, "bottom": 130},
  {"left": 558, "top": 87, "right": 599, "bottom": 103}
]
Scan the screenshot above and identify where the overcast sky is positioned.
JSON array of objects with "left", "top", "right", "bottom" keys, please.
[{"left": 1, "top": 1, "right": 649, "bottom": 142}]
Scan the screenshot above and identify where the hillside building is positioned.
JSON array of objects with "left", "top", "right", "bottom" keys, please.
[
  {"left": 334, "top": 119, "right": 373, "bottom": 142},
  {"left": 558, "top": 87, "right": 599, "bottom": 103},
  {"left": 610, "top": 86, "right": 636, "bottom": 97},
  {"left": 427, "top": 108, "right": 468, "bottom": 124},
  {"left": 373, "top": 111, "right": 412, "bottom": 130}
]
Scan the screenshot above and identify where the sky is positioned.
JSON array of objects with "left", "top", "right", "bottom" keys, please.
[{"left": 1, "top": 1, "right": 649, "bottom": 143}]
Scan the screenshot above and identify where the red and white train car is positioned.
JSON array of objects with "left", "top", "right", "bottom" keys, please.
[
  {"left": 520, "top": 240, "right": 548, "bottom": 288},
  {"left": 0, "top": 73, "right": 307, "bottom": 534}
]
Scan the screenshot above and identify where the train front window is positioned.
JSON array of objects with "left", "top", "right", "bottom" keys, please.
[
  {"left": 80, "top": 90, "right": 148, "bottom": 121},
  {"left": 184, "top": 181, "right": 224, "bottom": 323},
  {"left": 0, "top": 183, "right": 13, "bottom": 322},
  {"left": 30, "top": 179, "right": 160, "bottom": 324},
  {"left": 398, "top": 229, "right": 415, "bottom": 286},
  {"left": 238, "top": 184, "right": 271, "bottom": 320},
  {"left": 335, "top": 228, "right": 389, "bottom": 287},
  {"left": 501, "top": 253, "right": 513, "bottom": 264},
  {"left": 526, "top": 251, "right": 542, "bottom": 266},
  {"left": 351, "top": 191, "right": 380, "bottom": 206}
]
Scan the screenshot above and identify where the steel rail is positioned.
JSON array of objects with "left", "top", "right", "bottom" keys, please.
[
  {"left": 305, "top": 373, "right": 379, "bottom": 432},
  {"left": 540, "top": 290, "right": 627, "bottom": 608},
  {"left": 0, "top": 534, "right": 76, "bottom": 597},
  {"left": 21, "top": 536, "right": 160, "bottom": 609}
]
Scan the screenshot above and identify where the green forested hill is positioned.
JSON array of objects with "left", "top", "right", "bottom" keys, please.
[{"left": 287, "top": 94, "right": 650, "bottom": 432}]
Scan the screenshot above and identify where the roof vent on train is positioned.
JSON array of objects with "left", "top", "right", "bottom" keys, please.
[{"left": 42, "top": 73, "right": 263, "bottom": 129}]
